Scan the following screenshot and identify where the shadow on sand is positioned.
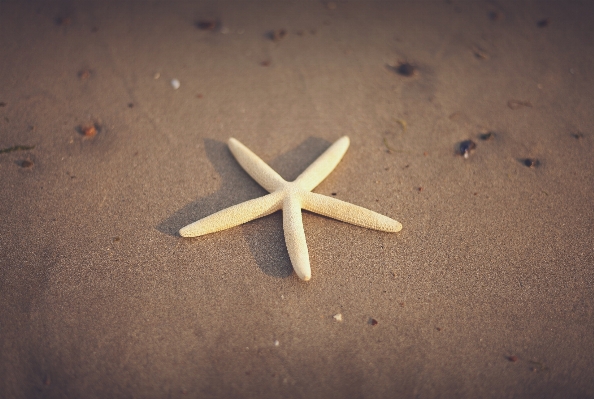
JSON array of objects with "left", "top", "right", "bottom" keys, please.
[{"left": 157, "top": 137, "right": 333, "bottom": 278}]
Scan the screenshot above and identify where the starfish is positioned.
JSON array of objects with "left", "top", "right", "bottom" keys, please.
[{"left": 180, "top": 136, "right": 402, "bottom": 281}]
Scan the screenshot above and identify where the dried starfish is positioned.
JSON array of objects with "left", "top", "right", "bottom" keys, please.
[{"left": 180, "top": 136, "right": 402, "bottom": 281}]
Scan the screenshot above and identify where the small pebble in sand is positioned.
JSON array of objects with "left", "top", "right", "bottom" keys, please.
[
  {"left": 154, "top": 72, "right": 160, "bottom": 79},
  {"left": 274, "top": 340, "right": 280, "bottom": 347},
  {"left": 524, "top": 158, "right": 538, "bottom": 168},
  {"left": 459, "top": 140, "right": 476, "bottom": 158},
  {"left": 369, "top": 318, "right": 378, "bottom": 326},
  {"left": 0, "top": 102, "right": 6, "bottom": 107},
  {"left": 537, "top": 18, "right": 550, "bottom": 28},
  {"left": 81, "top": 124, "right": 97, "bottom": 137},
  {"left": 171, "top": 79, "right": 180, "bottom": 90},
  {"left": 333, "top": 313, "right": 343, "bottom": 322},
  {"left": 20, "top": 160, "right": 34, "bottom": 168},
  {"left": 508, "top": 355, "right": 518, "bottom": 362}
]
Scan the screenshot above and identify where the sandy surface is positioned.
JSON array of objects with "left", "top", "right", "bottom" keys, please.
[{"left": 1, "top": 1, "right": 593, "bottom": 398}]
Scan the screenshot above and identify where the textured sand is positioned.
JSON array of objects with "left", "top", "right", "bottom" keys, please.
[{"left": 1, "top": 1, "right": 593, "bottom": 398}]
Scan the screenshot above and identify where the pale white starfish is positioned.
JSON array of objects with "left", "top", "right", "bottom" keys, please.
[{"left": 180, "top": 136, "right": 402, "bottom": 281}]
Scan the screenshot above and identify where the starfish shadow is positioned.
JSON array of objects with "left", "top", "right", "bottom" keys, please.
[{"left": 157, "top": 137, "right": 332, "bottom": 279}]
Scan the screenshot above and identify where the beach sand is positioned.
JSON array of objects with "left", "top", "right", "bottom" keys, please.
[{"left": 1, "top": 1, "right": 593, "bottom": 397}]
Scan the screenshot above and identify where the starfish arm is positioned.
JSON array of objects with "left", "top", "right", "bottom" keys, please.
[
  {"left": 282, "top": 196, "right": 311, "bottom": 281},
  {"left": 179, "top": 192, "right": 284, "bottom": 237},
  {"left": 228, "top": 138, "right": 287, "bottom": 193},
  {"left": 302, "top": 192, "right": 403, "bottom": 233},
  {"left": 294, "top": 136, "right": 350, "bottom": 191}
]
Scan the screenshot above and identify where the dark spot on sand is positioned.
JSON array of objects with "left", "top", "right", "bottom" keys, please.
[
  {"left": 524, "top": 158, "right": 538, "bottom": 168},
  {"left": 195, "top": 20, "right": 219, "bottom": 31},
  {"left": 0, "top": 102, "right": 6, "bottom": 107},
  {"left": 459, "top": 140, "right": 476, "bottom": 158},
  {"left": 418, "top": 187, "right": 423, "bottom": 192},
  {"left": 369, "top": 318, "right": 378, "bottom": 326},
  {"left": 480, "top": 132, "right": 495, "bottom": 141},
  {"left": 268, "top": 29, "right": 287, "bottom": 41},
  {"left": 78, "top": 69, "right": 91, "bottom": 79},
  {"left": 0, "top": 145, "right": 35, "bottom": 154},
  {"left": 128, "top": 103, "right": 134, "bottom": 108},
  {"left": 537, "top": 18, "right": 550, "bottom": 28},
  {"left": 20, "top": 160, "right": 34, "bottom": 168},
  {"left": 436, "top": 327, "right": 441, "bottom": 331},
  {"left": 392, "top": 62, "right": 417, "bottom": 77},
  {"left": 571, "top": 132, "right": 584, "bottom": 139},
  {"left": 55, "top": 16, "right": 72, "bottom": 26},
  {"left": 331, "top": 192, "right": 337, "bottom": 196},
  {"left": 260, "top": 60, "right": 271, "bottom": 67},
  {"left": 508, "top": 355, "right": 518, "bottom": 362},
  {"left": 488, "top": 11, "right": 503, "bottom": 21}
]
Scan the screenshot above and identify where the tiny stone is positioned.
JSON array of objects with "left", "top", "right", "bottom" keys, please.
[
  {"left": 81, "top": 124, "right": 97, "bottom": 137},
  {"left": 508, "top": 355, "right": 518, "bottom": 362},
  {"left": 274, "top": 340, "right": 280, "bottom": 347},
  {"left": 154, "top": 72, "right": 160, "bottom": 79},
  {"left": 171, "top": 79, "right": 180, "bottom": 90},
  {"left": 333, "top": 313, "right": 343, "bottom": 322},
  {"left": 369, "top": 318, "right": 378, "bottom": 326},
  {"left": 20, "top": 160, "right": 34, "bottom": 168},
  {"left": 459, "top": 140, "right": 476, "bottom": 158},
  {"left": 524, "top": 158, "right": 537, "bottom": 168}
]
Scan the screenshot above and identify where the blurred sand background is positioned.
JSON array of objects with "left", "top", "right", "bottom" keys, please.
[{"left": 1, "top": 0, "right": 593, "bottom": 398}]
